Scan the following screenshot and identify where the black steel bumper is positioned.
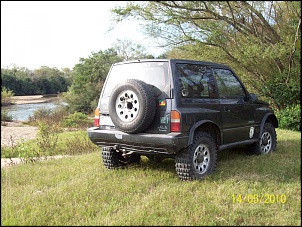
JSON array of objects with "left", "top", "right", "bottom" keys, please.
[{"left": 87, "top": 127, "right": 189, "bottom": 155}]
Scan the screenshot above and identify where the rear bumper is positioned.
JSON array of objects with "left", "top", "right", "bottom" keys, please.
[{"left": 87, "top": 127, "right": 189, "bottom": 154}]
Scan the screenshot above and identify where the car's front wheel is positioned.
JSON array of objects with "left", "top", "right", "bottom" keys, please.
[
  {"left": 248, "top": 122, "right": 277, "bottom": 155},
  {"left": 175, "top": 132, "right": 217, "bottom": 181}
]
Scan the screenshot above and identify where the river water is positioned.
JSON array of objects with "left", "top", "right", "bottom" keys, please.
[{"left": 2, "top": 102, "right": 66, "bottom": 121}]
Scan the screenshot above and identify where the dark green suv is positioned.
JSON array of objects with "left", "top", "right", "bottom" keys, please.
[{"left": 88, "top": 59, "right": 278, "bottom": 181}]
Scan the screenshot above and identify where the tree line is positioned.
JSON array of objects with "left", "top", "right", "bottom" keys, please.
[
  {"left": 1, "top": 66, "right": 72, "bottom": 96},
  {"left": 1, "top": 1, "right": 300, "bottom": 130}
]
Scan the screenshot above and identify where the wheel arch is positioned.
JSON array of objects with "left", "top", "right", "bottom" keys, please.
[
  {"left": 188, "top": 120, "right": 221, "bottom": 148},
  {"left": 259, "top": 113, "right": 278, "bottom": 138}
]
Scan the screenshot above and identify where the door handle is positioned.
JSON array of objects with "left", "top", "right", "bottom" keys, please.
[{"left": 224, "top": 107, "right": 231, "bottom": 112}]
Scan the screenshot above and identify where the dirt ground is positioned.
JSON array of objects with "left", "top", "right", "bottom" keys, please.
[
  {"left": 11, "top": 94, "right": 59, "bottom": 104},
  {"left": 1, "top": 121, "right": 38, "bottom": 147}
]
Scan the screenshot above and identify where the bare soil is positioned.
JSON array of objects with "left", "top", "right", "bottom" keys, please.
[
  {"left": 11, "top": 94, "right": 59, "bottom": 105},
  {"left": 1, "top": 121, "right": 38, "bottom": 147}
]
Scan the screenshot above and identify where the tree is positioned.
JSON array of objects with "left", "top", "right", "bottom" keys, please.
[
  {"left": 112, "top": 38, "right": 155, "bottom": 61},
  {"left": 111, "top": 1, "right": 301, "bottom": 111},
  {"left": 64, "top": 49, "right": 123, "bottom": 113},
  {"left": 1, "top": 66, "right": 71, "bottom": 95}
]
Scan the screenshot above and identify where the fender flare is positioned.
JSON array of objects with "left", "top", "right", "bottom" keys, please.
[
  {"left": 188, "top": 120, "right": 220, "bottom": 146},
  {"left": 259, "top": 113, "right": 278, "bottom": 139}
]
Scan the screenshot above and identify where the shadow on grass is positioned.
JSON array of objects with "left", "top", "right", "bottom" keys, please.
[{"left": 114, "top": 139, "right": 301, "bottom": 183}]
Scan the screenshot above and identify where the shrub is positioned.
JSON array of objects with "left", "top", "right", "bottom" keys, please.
[
  {"left": 37, "top": 121, "right": 59, "bottom": 156},
  {"left": 62, "top": 112, "right": 90, "bottom": 128},
  {"left": 28, "top": 106, "right": 69, "bottom": 131},
  {"left": 29, "top": 107, "right": 52, "bottom": 122},
  {"left": 1, "top": 87, "right": 15, "bottom": 105},
  {"left": 64, "top": 131, "right": 98, "bottom": 155},
  {"left": 1, "top": 110, "right": 13, "bottom": 122},
  {"left": 276, "top": 104, "right": 301, "bottom": 131}
]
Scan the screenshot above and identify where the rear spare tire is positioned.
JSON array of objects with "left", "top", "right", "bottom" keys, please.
[{"left": 109, "top": 79, "right": 156, "bottom": 133}]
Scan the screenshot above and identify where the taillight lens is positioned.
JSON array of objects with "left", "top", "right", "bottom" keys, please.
[
  {"left": 94, "top": 107, "right": 100, "bottom": 127},
  {"left": 171, "top": 110, "right": 181, "bottom": 132}
]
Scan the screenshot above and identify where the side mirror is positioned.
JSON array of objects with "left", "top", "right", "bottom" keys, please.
[{"left": 249, "top": 93, "right": 258, "bottom": 102}]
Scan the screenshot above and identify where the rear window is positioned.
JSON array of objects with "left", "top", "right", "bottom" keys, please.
[{"left": 101, "top": 61, "right": 169, "bottom": 99}]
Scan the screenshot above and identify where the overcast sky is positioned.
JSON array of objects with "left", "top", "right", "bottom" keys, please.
[{"left": 1, "top": 1, "right": 163, "bottom": 70}]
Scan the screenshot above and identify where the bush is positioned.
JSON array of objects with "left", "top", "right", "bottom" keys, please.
[
  {"left": 276, "top": 104, "right": 301, "bottom": 131},
  {"left": 28, "top": 106, "right": 69, "bottom": 130},
  {"left": 1, "top": 87, "right": 15, "bottom": 105},
  {"left": 1, "top": 110, "right": 13, "bottom": 122},
  {"left": 62, "top": 112, "right": 90, "bottom": 128}
]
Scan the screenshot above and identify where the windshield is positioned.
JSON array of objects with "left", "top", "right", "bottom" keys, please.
[{"left": 101, "top": 61, "right": 169, "bottom": 98}]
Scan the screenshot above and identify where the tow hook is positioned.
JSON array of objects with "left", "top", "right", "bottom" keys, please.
[
  {"left": 122, "top": 150, "right": 134, "bottom": 157},
  {"left": 113, "top": 145, "right": 134, "bottom": 157}
]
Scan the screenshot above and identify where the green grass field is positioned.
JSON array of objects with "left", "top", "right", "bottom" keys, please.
[{"left": 1, "top": 129, "right": 301, "bottom": 226}]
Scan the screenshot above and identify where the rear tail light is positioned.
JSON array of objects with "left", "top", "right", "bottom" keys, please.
[
  {"left": 94, "top": 107, "right": 100, "bottom": 127},
  {"left": 171, "top": 110, "right": 181, "bottom": 132}
]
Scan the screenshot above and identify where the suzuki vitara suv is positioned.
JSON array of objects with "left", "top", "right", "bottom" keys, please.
[{"left": 88, "top": 59, "right": 278, "bottom": 181}]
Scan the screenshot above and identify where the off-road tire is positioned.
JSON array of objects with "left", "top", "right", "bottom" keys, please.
[
  {"left": 175, "top": 132, "right": 217, "bottom": 181},
  {"left": 248, "top": 122, "right": 277, "bottom": 155},
  {"left": 101, "top": 147, "right": 125, "bottom": 169},
  {"left": 109, "top": 79, "right": 156, "bottom": 134}
]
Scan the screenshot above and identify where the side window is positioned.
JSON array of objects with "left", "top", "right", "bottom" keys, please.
[
  {"left": 213, "top": 68, "right": 245, "bottom": 99},
  {"left": 176, "top": 64, "right": 216, "bottom": 99}
]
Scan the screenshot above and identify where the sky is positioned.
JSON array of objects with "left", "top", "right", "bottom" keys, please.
[{"left": 1, "top": 1, "right": 164, "bottom": 70}]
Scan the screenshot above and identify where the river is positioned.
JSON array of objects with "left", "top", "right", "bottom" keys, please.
[{"left": 2, "top": 101, "right": 67, "bottom": 122}]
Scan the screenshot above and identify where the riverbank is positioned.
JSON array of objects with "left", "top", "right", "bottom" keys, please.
[
  {"left": 2, "top": 94, "right": 60, "bottom": 106},
  {"left": 13, "top": 94, "right": 59, "bottom": 105}
]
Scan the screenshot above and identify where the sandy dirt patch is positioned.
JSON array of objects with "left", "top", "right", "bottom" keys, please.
[
  {"left": 1, "top": 121, "right": 38, "bottom": 147},
  {"left": 11, "top": 95, "right": 59, "bottom": 105}
]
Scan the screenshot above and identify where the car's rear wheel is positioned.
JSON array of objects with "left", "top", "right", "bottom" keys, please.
[
  {"left": 109, "top": 79, "right": 156, "bottom": 134},
  {"left": 175, "top": 132, "right": 217, "bottom": 181},
  {"left": 101, "top": 147, "right": 141, "bottom": 169},
  {"left": 101, "top": 147, "right": 125, "bottom": 169}
]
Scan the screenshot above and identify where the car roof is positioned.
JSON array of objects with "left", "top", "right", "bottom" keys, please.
[{"left": 113, "top": 59, "right": 230, "bottom": 69}]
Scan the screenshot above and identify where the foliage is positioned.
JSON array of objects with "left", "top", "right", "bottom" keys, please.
[
  {"left": 276, "top": 104, "right": 301, "bottom": 131},
  {"left": 36, "top": 121, "right": 59, "bottom": 156},
  {"left": 62, "top": 111, "right": 90, "bottom": 128},
  {"left": 63, "top": 49, "right": 123, "bottom": 113},
  {"left": 28, "top": 106, "right": 92, "bottom": 131},
  {"left": 111, "top": 1, "right": 301, "bottom": 111},
  {"left": 1, "top": 87, "right": 15, "bottom": 105},
  {"left": 1, "top": 66, "right": 71, "bottom": 95},
  {"left": 30, "top": 107, "right": 52, "bottom": 121},
  {"left": 1, "top": 110, "right": 13, "bottom": 123},
  {"left": 1, "top": 138, "right": 33, "bottom": 160},
  {"left": 112, "top": 38, "right": 155, "bottom": 61},
  {"left": 64, "top": 130, "right": 99, "bottom": 155}
]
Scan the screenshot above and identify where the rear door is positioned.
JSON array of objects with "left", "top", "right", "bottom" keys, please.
[{"left": 212, "top": 67, "right": 256, "bottom": 144}]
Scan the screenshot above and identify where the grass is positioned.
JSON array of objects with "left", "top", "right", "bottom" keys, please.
[
  {"left": 1, "top": 128, "right": 301, "bottom": 226},
  {"left": 1, "top": 130, "right": 97, "bottom": 159}
]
